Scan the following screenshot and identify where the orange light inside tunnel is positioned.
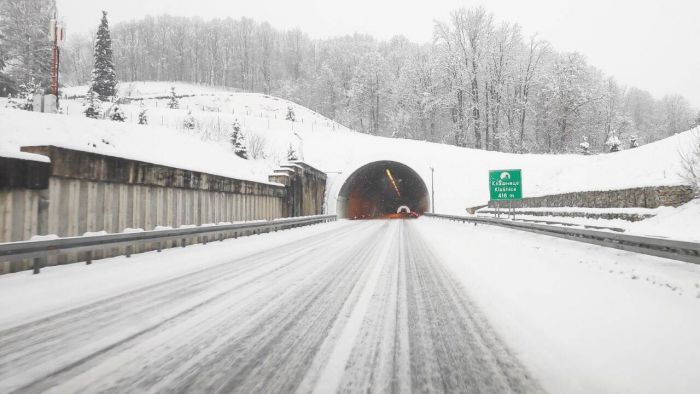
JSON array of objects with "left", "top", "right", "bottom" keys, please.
[{"left": 385, "top": 169, "right": 401, "bottom": 197}]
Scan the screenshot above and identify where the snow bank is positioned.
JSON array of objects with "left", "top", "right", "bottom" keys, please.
[
  {"left": 414, "top": 218, "right": 700, "bottom": 394},
  {"left": 4, "top": 81, "right": 698, "bottom": 215},
  {"left": 0, "top": 107, "right": 275, "bottom": 184},
  {"left": 627, "top": 199, "right": 700, "bottom": 242}
]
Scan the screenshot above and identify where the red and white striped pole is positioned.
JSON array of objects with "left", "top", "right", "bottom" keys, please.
[
  {"left": 49, "top": 10, "right": 65, "bottom": 98},
  {"left": 50, "top": 19, "right": 59, "bottom": 96}
]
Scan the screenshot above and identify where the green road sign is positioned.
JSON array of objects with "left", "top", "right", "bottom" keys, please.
[{"left": 489, "top": 169, "right": 522, "bottom": 201}]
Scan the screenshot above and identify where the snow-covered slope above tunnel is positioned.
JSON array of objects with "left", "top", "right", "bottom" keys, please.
[{"left": 2, "top": 81, "right": 698, "bottom": 214}]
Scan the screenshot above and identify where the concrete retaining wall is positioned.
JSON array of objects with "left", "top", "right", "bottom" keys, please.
[
  {"left": 1, "top": 146, "right": 327, "bottom": 273},
  {"left": 0, "top": 189, "right": 46, "bottom": 243},
  {"left": 269, "top": 162, "right": 327, "bottom": 217}
]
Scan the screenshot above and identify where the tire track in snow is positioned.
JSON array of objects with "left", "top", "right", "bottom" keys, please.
[
  {"left": 0, "top": 220, "right": 371, "bottom": 393},
  {"left": 403, "top": 220, "right": 542, "bottom": 393},
  {"left": 0, "top": 219, "right": 542, "bottom": 393}
]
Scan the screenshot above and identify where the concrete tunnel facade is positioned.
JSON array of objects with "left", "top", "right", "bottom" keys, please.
[{"left": 336, "top": 160, "right": 430, "bottom": 219}]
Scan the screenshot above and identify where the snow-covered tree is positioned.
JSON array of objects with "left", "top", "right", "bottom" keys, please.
[
  {"left": 579, "top": 136, "right": 590, "bottom": 155},
  {"left": 137, "top": 104, "right": 148, "bottom": 125},
  {"left": 90, "top": 11, "right": 117, "bottom": 101},
  {"left": 660, "top": 94, "right": 693, "bottom": 136},
  {"left": 434, "top": 7, "right": 493, "bottom": 148},
  {"left": 5, "top": 94, "right": 20, "bottom": 109},
  {"left": 605, "top": 132, "right": 621, "bottom": 152},
  {"left": 109, "top": 102, "right": 126, "bottom": 122},
  {"left": 230, "top": 119, "right": 248, "bottom": 159},
  {"left": 83, "top": 88, "right": 101, "bottom": 119},
  {"left": 348, "top": 51, "right": 390, "bottom": 135},
  {"left": 167, "top": 87, "right": 179, "bottom": 109},
  {"left": 601, "top": 77, "right": 630, "bottom": 152},
  {"left": 679, "top": 133, "right": 700, "bottom": 196},
  {"left": 248, "top": 134, "right": 268, "bottom": 159},
  {"left": 287, "top": 143, "right": 298, "bottom": 161},
  {"left": 16, "top": 79, "right": 40, "bottom": 111},
  {"left": 0, "top": 0, "right": 52, "bottom": 91},
  {"left": 540, "top": 53, "right": 598, "bottom": 152},
  {"left": 629, "top": 134, "right": 638, "bottom": 149},
  {"left": 57, "top": 7, "right": 700, "bottom": 154},
  {"left": 183, "top": 110, "right": 195, "bottom": 129},
  {"left": 285, "top": 105, "right": 296, "bottom": 122},
  {"left": 388, "top": 46, "right": 441, "bottom": 141}
]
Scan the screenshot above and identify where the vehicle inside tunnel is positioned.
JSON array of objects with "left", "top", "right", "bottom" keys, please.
[{"left": 337, "top": 161, "right": 430, "bottom": 219}]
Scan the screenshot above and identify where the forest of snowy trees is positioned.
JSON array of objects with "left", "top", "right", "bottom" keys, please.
[
  {"left": 0, "top": 0, "right": 53, "bottom": 94},
  {"left": 1, "top": 1, "right": 698, "bottom": 154}
]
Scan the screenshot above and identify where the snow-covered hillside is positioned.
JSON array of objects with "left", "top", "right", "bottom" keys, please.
[{"left": 2, "top": 82, "right": 698, "bottom": 215}]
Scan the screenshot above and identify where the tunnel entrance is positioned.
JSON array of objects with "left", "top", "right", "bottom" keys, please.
[{"left": 337, "top": 161, "right": 430, "bottom": 219}]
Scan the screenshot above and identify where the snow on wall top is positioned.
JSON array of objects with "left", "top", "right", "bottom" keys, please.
[{"left": 0, "top": 144, "right": 50, "bottom": 163}]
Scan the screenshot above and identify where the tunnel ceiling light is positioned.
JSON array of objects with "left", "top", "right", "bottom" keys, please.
[{"left": 385, "top": 169, "right": 401, "bottom": 197}]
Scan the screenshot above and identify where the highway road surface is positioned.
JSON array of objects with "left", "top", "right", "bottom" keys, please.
[{"left": 0, "top": 220, "right": 542, "bottom": 393}]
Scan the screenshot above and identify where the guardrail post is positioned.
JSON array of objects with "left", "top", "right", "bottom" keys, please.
[
  {"left": 86, "top": 251, "right": 93, "bottom": 265},
  {"left": 181, "top": 238, "right": 187, "bottom": 247},
  {"left": 32, "top": 254, "right": 43, "bottom": 274}
]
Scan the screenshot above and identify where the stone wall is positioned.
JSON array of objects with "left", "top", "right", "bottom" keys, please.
[{"left": 488, "top": 185, "right": 695, "bottom": 210}]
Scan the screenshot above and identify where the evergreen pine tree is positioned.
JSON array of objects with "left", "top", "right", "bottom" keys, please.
[
  {"left": 183, "top": 110, "right": 196, "bottom": 130},
  {"left": 90, "top": 11, "right": 117, "bottom": 101},
  {"left": 137, "top": 104, "right": 148, "bottom": 125},
  {"left": 83, "top": 88, "right": 101, "bottom": 119},
  {"left": 285, "top": 105, "right": 296, "bottom": 122},
  {"left": 17, "top": 79, "right": 40, "bottom": 111},
  {"left": 167, "top": 87, "right": 179, "bottom": 109},
  {"left": 109, "top": 102, "right": 126, "bottom": 122},
  {"left": 287, "top": 143, "right": 298, "bottom": 161},
  {"left": 230, "top": 119, "right": 248, "bottom": 159}
]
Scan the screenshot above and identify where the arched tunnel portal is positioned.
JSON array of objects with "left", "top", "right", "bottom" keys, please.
[{"left": 337, "top": 161, "right": 430, "bottom": 219}]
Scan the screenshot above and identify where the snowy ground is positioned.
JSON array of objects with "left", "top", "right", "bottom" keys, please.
[
  {"left": 475, "top": 202, "right": 700, "bottom": 242},
  {"left": 0, "top": 219, "right": 698, "bottom": 393},
  {"left": 416, "top": 218, "right": 700, "bottom": 394},
  {"left": 2, "top": 81, "right": 698, "bottom": 215},
  {"left": 626, "top": 199, "right": 700, "bottom": 241}
]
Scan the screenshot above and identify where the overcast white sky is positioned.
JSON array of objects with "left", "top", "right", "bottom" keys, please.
[{"left": 59, "top": 0, "right": 699, "bottom": 108}]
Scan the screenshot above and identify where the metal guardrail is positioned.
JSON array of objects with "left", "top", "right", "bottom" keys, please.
[
  {"left": 424, "top": 213, "right": 700, "bottom": 265},
  {"left": 0, "top": 215, "right": 337, "bottom": 274}
]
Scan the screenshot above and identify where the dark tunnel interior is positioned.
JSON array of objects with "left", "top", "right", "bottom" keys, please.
[{"left": 337, "top": 161, "right": 430, "bottom": 219}]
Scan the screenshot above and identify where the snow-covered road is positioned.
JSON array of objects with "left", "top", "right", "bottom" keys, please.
[
  {"left": 2, "top": 218, "right": 699, "bottom": 393},
  {"left": 0, "top": 220, "right": 540, "bottom": 393}
]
